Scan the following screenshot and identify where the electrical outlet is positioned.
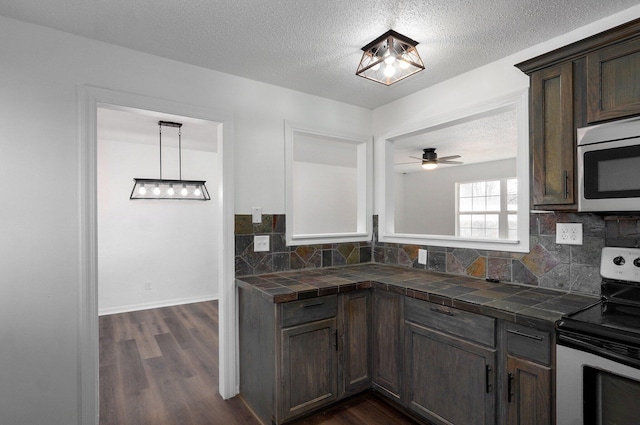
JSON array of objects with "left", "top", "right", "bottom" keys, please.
[
  {"left": 144, "top": 281, "right": 152, "bottom": 290},
  {"left": 418, "top": 249, "right": 427, "bottom": 265},
  {"left": 556, "top": 223, "right": 583, "bottom": 245},
  {"left": 254, "top": 235, "right": 270, "bottom": 252}
]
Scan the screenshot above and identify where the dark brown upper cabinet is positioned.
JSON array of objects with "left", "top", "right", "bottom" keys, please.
[
  {"left": 587, "top": 37, "right": 640, "bottom": 123},
  {"left": 516, "top": 18, "right": 640, "bottom": 211},
  {"left": 530, "top": 62, "right": 575, "bottom": 208}
]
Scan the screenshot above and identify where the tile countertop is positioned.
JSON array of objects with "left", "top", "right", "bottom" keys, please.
[{"left": 236, "top": 263, "right": 599, "bottom": 331}]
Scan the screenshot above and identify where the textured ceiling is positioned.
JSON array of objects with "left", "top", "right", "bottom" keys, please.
[
  {"left": 0, "top": 1, "right": 638, "bottom": 109},
  {"left": 97, "top": 107, "right": 219, "bottom": 152}
]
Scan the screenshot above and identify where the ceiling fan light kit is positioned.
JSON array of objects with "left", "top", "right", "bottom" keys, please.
[
  {"left": 408, "top": 148, "right": 463, "bottom": 170},
  {"left": 130, "top": 120, "right": 211, "bottom": 201},
  {"left": 356, "top": 29, "right": 425, "bottom": 86}
]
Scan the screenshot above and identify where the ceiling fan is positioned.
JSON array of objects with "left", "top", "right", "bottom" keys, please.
[{"left": 398, "top": 148, "right": 464, "bottom": 170}]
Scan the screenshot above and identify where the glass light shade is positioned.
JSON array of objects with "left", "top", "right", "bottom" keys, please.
[
  {"left": 421, "top": 161, "right": 438, "bottom": 170},
  {"left": 356, "top": 30, "right": 424, "bottom": 86},
  {"left": 130, "top": 179, "right": 210, "bottom": 200}
]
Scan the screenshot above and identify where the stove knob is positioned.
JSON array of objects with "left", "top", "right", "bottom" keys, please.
[
  {"left": 613, "top": 256, "right": 626, "bottom": 266},
  {"left": 634, "top": 257, "right": 640, "bottom": 268}
]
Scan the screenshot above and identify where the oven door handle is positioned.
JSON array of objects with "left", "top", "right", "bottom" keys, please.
[{"left": 558, "top": 333, "right": 640, "bottom": 370}]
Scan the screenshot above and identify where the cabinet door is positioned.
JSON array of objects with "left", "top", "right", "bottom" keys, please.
[
  {"left": 280, "top": 317, "right": 338, "bottom": 422},
  {"left": 371, "top": 290, "right": 403, "bottom": 400},
  {"left": 506, "top": 355, "right": 551, "bottom": 425},
  {"left": 340, "top": 290, "right": 371, "bottom": 397},
  {"left": 587, "top": 37, "right": 640, "bottom": 123},
  {"left": 530, "top": 62, "right": 575, "bottom": 208},
  {"left": 405, "top": 322, "right": 496, "bottom": 425}
]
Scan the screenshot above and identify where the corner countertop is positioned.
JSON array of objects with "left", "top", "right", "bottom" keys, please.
[{"left": 236, "top": 263, "right": 598, "bottom": 330}]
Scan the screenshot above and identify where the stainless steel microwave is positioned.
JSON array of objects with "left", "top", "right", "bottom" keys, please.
[{"left": 577, "top": 116, "right": 640, "bottom": 213}]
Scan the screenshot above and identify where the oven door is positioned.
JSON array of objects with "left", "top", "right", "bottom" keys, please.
[
  {"left": 557, "top": 344, "right": 640, "bottom": 425},
  {"left": 577, "top": 136, "right": 640, "bottom": 212}
]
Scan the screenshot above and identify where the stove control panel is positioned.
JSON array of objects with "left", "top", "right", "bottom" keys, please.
[{"left": 601, "top": 247, "right": 640, "bottom": 282}]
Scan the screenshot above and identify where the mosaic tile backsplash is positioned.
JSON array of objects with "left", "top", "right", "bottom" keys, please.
[{"left": 235, "top": 213, "right": 640, "bottom": 296}]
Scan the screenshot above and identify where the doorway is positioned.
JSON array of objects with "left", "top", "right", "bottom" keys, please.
[
  {"left": 79, "top": 86, "right": 236, "bottom": 424},
  {"left": 97, "top": 106, "right": 219, "bottom": 314}
]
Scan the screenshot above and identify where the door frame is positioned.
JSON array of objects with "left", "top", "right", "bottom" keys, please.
[{"left": 77, "top": 85, "right": 237, "bottom": 424}]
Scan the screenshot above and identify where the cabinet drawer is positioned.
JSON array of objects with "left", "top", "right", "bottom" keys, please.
[
  {"left": 404, "top": 297, "right": 495, "bottom": 347},
  {"left": 281, "top": 295, "right": 337, "bottom": 328},
  {"left": 506, "top": 322, "right": 551, "bottom": 365}
]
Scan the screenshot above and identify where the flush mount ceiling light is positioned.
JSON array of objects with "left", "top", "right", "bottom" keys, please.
[
  {"left": 130, "top": 120, "right": 210, "bottom": 201},
  {"left": 356, "top": 29, "right": 425, "bottom": 86}
]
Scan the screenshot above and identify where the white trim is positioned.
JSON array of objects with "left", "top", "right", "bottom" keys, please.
[
  {"left": 98, "top": 295, "right": 219, "bottom": 316},
  {"left": 377, "top": 89, "right": 530, "bottom": 253},
  {"left": 284, "top": 120, "right": 373, "bottom": 246},
  {"left": 78, "top": 85, "right": 236, "bottom": 425}
]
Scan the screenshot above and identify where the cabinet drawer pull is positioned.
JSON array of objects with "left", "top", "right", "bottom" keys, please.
[
  {"left": 430, "top": 307, "right": 454, "bottom": 317},
  {"left": 507, "top": 329, "right": 543, "bottom": 341},
  {"left": 302, "top": 301, "right": 324, "bottom": 309}
]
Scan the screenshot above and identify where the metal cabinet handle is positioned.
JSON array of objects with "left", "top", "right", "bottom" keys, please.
[
  {"left": 430, "top": 307, "right": 454, "bottom": 317},
  {"left": 508, "top": 372, "right": 515, "bottom": 403},
  {"left": 563, "top": 170, "right": 569, "bottom": 199},
  {"left": 507, "top": 329, "right": 543, "bottom": 341},
  {"left": 485, "top": 365, "right": 493, "bottom": 393},
  {"left": 334, "top": 330, "right": 339, "bottom": 352}
]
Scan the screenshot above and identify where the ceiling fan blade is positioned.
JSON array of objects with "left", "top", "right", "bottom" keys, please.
[
  {"left": 409, "top": 156, "right": 424, "bottom": 161},
  {"left": 395, "top": 161, "right": 421, "bottom": 165},
  {"left": 439, "top": 160, "right": 464, "bottom": 164},
  {"left": 438, "top": 155, "right": 461, "bottom": 161}
]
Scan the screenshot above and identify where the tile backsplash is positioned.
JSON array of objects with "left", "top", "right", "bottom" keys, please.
[
  {"left": 235, "top": 213, "right": 640, "bottom": 296},
  {"left": 234, "top": 214, "right": 371, "bottom": 276}
]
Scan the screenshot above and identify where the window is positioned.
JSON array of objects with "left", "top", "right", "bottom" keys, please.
[{"left": 457, "top": 178, "right": 517, "bottom": 239}]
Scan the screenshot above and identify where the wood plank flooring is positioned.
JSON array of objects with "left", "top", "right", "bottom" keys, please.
[{"left": 99, "top": 301, "right": 422, "bottom": 425}]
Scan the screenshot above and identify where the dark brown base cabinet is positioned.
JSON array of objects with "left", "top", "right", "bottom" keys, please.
[
  {"left": 505, "top": 355, "right": 551, "bottom": 425},
  {"left": 280, "top": 317, "right": 339, "bottom": 422},
  {"left": 239, "top": 285, "right": 554, "bottom": 425},
  {"left": 503, "top": 322, "right": 553, "bottom": 425},
  {"left": 340, "top": 290, "right": 372, "bottom": 397},
  {"left": 239, "top": 290, "right": 371, "bottom": 425},
  {"left": 403, "top": 298, "right": 497, "bottom": 425},
  {"left": 371, "top": 289, "right": 404, "bottom": 401}
]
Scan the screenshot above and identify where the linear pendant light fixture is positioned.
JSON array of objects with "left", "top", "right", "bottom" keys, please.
[
  {"left": 130, "top": 120, "right": 210, "bottom": 201},
  {"left": 356, "top": 30, "right": 425, "bottom": 85}
]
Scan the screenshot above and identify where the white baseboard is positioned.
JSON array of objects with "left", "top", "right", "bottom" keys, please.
[{"left": 99, "top": 294, "right": 219, "bottom": 316}]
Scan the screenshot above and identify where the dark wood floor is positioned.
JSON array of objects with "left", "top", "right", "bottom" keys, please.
[{"left": 99, "top": 301, "right": 421, "bottom": 425}]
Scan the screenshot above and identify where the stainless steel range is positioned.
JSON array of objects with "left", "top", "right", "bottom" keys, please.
[{"left": 556, "top": 247, "right": 640, "bottom": 425}]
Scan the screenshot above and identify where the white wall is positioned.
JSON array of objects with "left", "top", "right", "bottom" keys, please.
[
  {"left": 98, "top": 140, "right": 219, "bottom": 314},
  {"left": 293, "top": 162, "right": 357, "bottom": 234},
  {"left": 396, "top": 159, "right": 516, "bottom": 235},
  {"left": 0, "top": 15, "right": 370, "bottom": 425}
]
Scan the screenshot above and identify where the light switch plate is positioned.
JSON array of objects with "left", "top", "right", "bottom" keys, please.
[
  {"left": 418, "top": 249, "right": 427, "bottom": 265},
  {"left": 254, "top": 235, "right": 270, "bottom": 252},
  {"left": 251, "top": 207, "right": 262, "bottom": 224},
  {"left": 556, "top": 223, "right": 583, "bottom": 245}
]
